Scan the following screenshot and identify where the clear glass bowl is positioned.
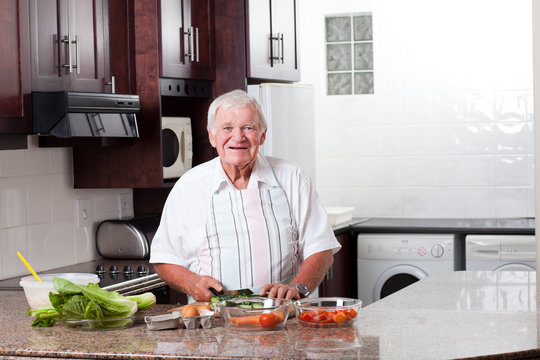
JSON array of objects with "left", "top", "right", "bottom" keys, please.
[
  {"left": 216, "top": 297, "right": 292, "bottom": 331},
  {"left": 294, "top": 297, "right": 362, "bottom": 328},
  {"left": 59, "top": 313, "right": 143, "bottom": 330}
]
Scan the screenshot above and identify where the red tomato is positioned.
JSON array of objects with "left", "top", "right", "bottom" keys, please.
[
  {"left": 259, "top": 313, "right": 279, "bottom": 328},
  {"left": 345, "top": 309, "right": 357, "bottom": 320},
  {"left": 298, "top": 310, "right": 316, "bottom": 322},
  {"left": 314, "top": 313, "right": 333, "bottom": 323},
  {"left": 333, "top": 312, "right": 347, "bottom": 323}
]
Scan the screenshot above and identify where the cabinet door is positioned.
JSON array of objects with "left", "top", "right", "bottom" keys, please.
[
  {"left": 161, "top": 0, "right": 189, "bottom": 78},
  {"left": 319, "top": 231, "right": 357, "bottom": 298},
  {"left": 246, "top": 0, "right": 299, "bottom": 82},
  {"left": 0, "top": 0, "right": 31, "bottom": 136},
  {"left": 160, "top": 0, "right": 214, "bottom": 79},
  {"left": 29, "top": 0, "right": 69, "bottom": 91},
  {"left": 29, "top": 0, "right": 108, "bottom": 92},
  {"left": 67, "top": 0, "right": 108, "bottom": 92},
  {"left": 271, "top": 0, "right": 298, "bottom": 80}
]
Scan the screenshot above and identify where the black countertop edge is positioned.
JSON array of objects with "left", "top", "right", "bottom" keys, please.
[{"left": 349, "top": 217, "right": 535, "bottom": 235}]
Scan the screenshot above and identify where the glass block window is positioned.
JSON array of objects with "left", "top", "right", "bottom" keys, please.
[{"left": 326, "top": 14, "right": 373, "bottom": 95}]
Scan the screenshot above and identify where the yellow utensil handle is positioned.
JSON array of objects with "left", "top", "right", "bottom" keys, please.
[{"left": 17, "top": 251, "right": 42, "bottom": 282}]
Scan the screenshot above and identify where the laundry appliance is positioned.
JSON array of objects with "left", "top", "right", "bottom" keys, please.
[
  {"left": 465, "top": 235, "right": 536, "bottom": 271},
  {"left": 357, "top": 233, "right": 455, "bottom": 306}
]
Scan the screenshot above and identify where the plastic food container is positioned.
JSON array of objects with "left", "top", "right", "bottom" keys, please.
[
  {"left": 294, "top": 297, "right": 362, "bottom": 328},
  {"left": 216, "top": 297, "right": 292, "bottom": 331},
  {"left": 325, "top": 207, "right": 355, "bottom": 226},
  {"left": 145, "top": 312, "right": 182, "bottom": 330},
  {"left": 20, "top": 273, "right": 100, "bottom": 309}
]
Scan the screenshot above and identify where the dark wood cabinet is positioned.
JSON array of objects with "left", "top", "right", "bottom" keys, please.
[
  {"left": 0, "top": 0, "right": 31, "bottom": 140},
  {"left": 160, "top": 0, "right": 215, "bottom": 80},
  {"left": 245, "top": 0, "right": 299, "bottom": 82},
  {"left": 319, "top": 230, "right": 357, "bottom": 299},
  {"left": 28, "top": 0, "right": 111, "bottom": 92}
]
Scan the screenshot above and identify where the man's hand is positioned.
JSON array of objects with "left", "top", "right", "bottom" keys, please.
[
  {"left": 153, "top": 263, "right": 223, "bottom": 302},
  {"left": 259, "top": 283, "right": 300, "bottom": 300}
]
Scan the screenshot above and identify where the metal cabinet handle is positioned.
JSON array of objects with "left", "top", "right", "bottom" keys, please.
[
  {"left": 61, "top": 33, "right": 80, "bottom": 73},
  {"left": 183, "top": 27, "right": 195, "bottom": 62},
  {"left": 74, "top": 34, "right": 80, "bottom": 74},
  {"left": 194, "top": 27, "right": 199, "bottom": 62},
  {"left": 62, "top": 33, "right": 73, "bottom": 72},
  {"left": 105, "top": 76, "right": 116, "bottom": 93},
  {"left": 279, "top": 33, "right": 284, "bottom": 64}
]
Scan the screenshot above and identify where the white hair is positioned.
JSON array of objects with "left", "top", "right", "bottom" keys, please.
[{"left": 207, "top": 89, "right": 267, "bottom": 135}]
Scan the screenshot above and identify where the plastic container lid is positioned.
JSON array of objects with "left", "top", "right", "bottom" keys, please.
[{"left": 19, "top": 273, "right": 100, "bottom": 287}]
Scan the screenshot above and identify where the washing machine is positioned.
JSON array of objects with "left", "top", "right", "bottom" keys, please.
[
  {"left": 465, "top": 235, "right": 536, "bottom": 271},
  {"left": 357, "top": 233, "right": 455, "bottom": 306}
]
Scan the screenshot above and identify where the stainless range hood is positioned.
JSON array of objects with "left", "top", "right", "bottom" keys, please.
[{"left": 32, "top": 91, "right": 140, "bottom": 138}]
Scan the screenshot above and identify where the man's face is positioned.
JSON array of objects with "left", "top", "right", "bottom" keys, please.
[{"left": 209, "top": 104, "right": 266, "bottom": 171}]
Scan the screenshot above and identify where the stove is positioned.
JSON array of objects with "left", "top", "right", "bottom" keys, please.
[{"left": 0, "top": 259, "right": 167, "bottom": 297}]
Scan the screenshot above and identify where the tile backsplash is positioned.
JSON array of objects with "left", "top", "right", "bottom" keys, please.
[
  {"left": 298, "top": 0, "right": 534, "bottom": 218},
  {"left": 0, "top": 136, "right": 133, "bottom": 280}
]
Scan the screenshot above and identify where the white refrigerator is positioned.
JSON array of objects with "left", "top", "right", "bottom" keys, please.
[{"left": 247, "top": 83, "right": 316, "bottom": 185}]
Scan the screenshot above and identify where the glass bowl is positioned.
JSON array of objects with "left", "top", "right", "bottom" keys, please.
[
  {"left": 216, "top": 297, "right": 292, "bottom": 331},
  {"left": 59, "top": 314, "right": 138, "bottom": 330},
  {"left": 294, "top": 297, "right": 362, "bottom": 328}
]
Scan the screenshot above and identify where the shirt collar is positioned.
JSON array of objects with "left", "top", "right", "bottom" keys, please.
[{"left": 211, "top": 154, "right": 279, "bottom": 193}]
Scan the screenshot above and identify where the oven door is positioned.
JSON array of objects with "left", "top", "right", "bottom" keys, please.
[{"left": 373, "top": 265, "right": 427, "bottom": 302}]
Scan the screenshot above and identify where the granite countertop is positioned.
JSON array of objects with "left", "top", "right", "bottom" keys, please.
[
  {"left": 1, "top": 271, "right": 538, "bottom": 360},
  {"left": 351, "top": 217, "right": 535, "bottom": 235}
]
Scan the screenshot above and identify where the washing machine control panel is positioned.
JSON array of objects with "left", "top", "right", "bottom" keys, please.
[{"left": 357, "top": 234, "right": 454, "bottom": 260}]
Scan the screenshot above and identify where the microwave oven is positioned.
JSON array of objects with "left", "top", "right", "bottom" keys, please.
[{"left": 162, "top": 117, "right": 193, "bottom": 179}]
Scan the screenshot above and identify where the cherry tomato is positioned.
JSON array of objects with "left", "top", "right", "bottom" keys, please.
[
  {"left": 333, "top": 312, "right": 347, "bottom": 323},
  {"left": 298, "top": 310, "right": 316, "bottom": 322},
  {"left": 345, "top": 309, "right": 357, "bottom": 320},
  {"left": 314, "top": 313, "right": 333, "bottom": 323},
  {"left": 259, "top": 313, "right": 279, "bottom": 328}
]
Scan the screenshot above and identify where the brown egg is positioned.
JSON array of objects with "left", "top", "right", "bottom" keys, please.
[
  {"left": 197, "top": 304, "right": 213, "bottom": 314},
  {"left": 182, "top": 305, "right": 199, "bottom": 318}
]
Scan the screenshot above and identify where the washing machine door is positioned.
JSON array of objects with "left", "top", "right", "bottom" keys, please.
[
  {"left": 374, "top": 265, "right": 428, "bottom": 302},
  {"left": 495, "top": 263, "right": 535, "bottom": 271}
]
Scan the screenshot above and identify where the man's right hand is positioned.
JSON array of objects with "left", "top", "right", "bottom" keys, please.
[
  {"left": 186, "top": 274, "right": 223, "bottom": 302},
  {"left": 153, "top": 263, "right": 223, "bottom": 302}
]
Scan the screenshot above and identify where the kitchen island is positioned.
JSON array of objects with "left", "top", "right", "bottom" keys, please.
[{"left": 0, "top": 271, "right": 538, "bottom": 359}]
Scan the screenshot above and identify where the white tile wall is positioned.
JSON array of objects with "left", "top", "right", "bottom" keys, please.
[
  {"left": 0, "top": 136, "right": 133, "bottom": 280},
  {"left": 298, "top": 0, "right": 534, "bottom": 218}
]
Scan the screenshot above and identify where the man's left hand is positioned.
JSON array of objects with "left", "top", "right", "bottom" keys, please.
[{"left": 259, "top": 283, "right": 300, "bottom": 300}]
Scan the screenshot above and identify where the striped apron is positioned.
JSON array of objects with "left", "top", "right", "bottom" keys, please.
[{"left": 196, "top": 165, "right": 298, "bottom": 291}]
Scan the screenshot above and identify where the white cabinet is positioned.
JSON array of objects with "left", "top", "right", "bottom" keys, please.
[{"left": 246, "top": 0, "right": 299, "bottom": 82}]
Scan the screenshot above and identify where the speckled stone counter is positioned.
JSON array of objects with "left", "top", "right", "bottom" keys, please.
[{"left": 1, "top": 271, "right": 538, "bottom": 359}]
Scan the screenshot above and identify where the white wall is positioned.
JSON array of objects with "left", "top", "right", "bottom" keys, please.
[
  {"left": 0, "top": 136, "right": 133, "bottom": 280},
  {"left": 298, "top": 0, "right": 534, "bottom": 219}
]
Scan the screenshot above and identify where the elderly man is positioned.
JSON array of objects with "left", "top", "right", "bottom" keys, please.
[{"left": 150, "top": 89, "right": 340, "bottom": 301}]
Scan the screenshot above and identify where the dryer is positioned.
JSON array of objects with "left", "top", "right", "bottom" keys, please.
[
  {"left": 357, "top": 233, "right": 455, "bottom": 306},
  {"left": 465, "top": 235, "right": 536, "bottom": 271}
]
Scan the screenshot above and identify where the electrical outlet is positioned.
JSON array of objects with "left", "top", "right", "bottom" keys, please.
[
  {"left": 119, "top": 193, "right": 133, "bottom": 218},
  {"left": 76, "top": 199, "right": 92, "bottom": 227}
]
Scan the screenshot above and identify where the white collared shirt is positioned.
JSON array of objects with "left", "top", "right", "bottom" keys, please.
[{"left": 149, "top": 154, "right": 340, "bottom": 269}]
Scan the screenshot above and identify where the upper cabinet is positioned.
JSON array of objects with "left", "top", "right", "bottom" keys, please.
[
  {"left": 246, "top": 0, "right": 299, "bottom": 82},
  {"left": 160, "top": 0, "right": 215, "bottom": 80},
  {"left": 0, "top": 0, "right": 31, "bottom": 139},
  {"left": 28, "top": 0, "right": 111, "bottom": 93}
]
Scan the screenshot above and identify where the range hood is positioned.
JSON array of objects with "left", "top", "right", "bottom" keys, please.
[{"left": 32, "top": 91, "right": 140, "bottom": 138}]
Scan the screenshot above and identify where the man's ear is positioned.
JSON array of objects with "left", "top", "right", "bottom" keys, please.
[
  {"left": 259, "top": 128, "right": 267, "bottom": 145},
  {"left": 208, "top": 129, "right": 216, "bottom": 148}
]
